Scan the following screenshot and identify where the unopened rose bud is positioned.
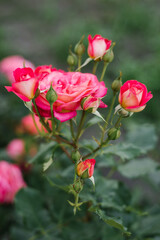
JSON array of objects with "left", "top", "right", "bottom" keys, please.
[
  {"left": 108, "top": 127, "right": 121, "bottom": 140},
  {"left": 111, "top": 73, "right": 122, "bottom": 93},
  {"left": 71, "top": 151, "right": 81, "bottom": 163},
  {"left": 103, "top": 48, "right": 114, "bottom": 63},
  {"left": 46, "top": 84, "right": 58, "bottom": 104},
  {"left": 81, "top": 96, "right": 100, "bottom": 113},
  {"left": 74, "top": 36, "right": 85, "bottom": 56},
  {"left": 76, "top": 159, "right": 96, "bottom": 179},
  {"left": 67, "top": 54, "right": 77, "bottom": 66}
]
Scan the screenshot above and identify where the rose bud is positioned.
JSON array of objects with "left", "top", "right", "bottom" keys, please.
[
  {"left": 88, "top": 34, "right": 112, "bottom": 60},
  {"left": 108, "top": 127, "right": 121, "bottom": 140},
  {"left": 76, "top": 159, "right": 96, "bottom": 179},
  {"left": 0, "top": 161, "right": 26, "bottom": 204},
  {"left": 111, "top": 73, "right": 122, "bottom": 93},
  {"left": 6, "top": 139, "right": 25, "bottom": 160},
  {"left": 46, "top": 84, "right": 58, "bottom": 104},
  {"left": 5, "top": 67, "right": 38, "bottom": 102},
  {"left": 103, "top": 48, "right": 114, "bottom": 63},
  {"left": 74, "top": 36, "right": 85, "bottom": 56},
  {"left": 81, "top": 96, "right": 100, "bottom": 113},
  {"left": 119, "top": 80, "right": 153, "bottom": 112}
]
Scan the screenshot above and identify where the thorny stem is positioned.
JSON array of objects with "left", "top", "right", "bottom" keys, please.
[{"left": 82, "top": 139, "right": 109, "bottom": 160}]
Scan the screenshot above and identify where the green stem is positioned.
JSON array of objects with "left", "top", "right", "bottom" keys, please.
[
  {"left": 50, "top": 103, "right": 56, "bottom": 134},
  {"left": 32, "top": 98, "right": 51, "bottom": 133},
  {"left": 74, "top": 193, "right": 79, "bottom": 215},
  {"left": 75, "top": 111, "right": 86, "bottom": 146},
  {"left": 92, "top": 61, "right": 98, "bottom": 74},
  {"left": 82, "top": 139, "right": 109, "bottom": 160},
  {"left": 70, "top": 119, "right": 75, "bottom": 141},
  {"left": 100, "top": 62, "right": 109, "bottom": 82},
  {"left": 31, "top": 112, "right": 41, "bottom": 135},
  {"left": 115, "top": 116, "right": 122, "bottom": 128},
  {"left": 78, "top": 55, "right": 82, "bottom": 72},
  {"left": 100, "top": 93, "right": 117, "bottom": 143}
]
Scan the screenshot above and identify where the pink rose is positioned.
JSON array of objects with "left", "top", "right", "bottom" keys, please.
[
  {"left": 6, "top": 139, "right": 25, "bottom": 160},
  {"left": 119, "top": 80, "right": 153, "bottom": 112},
  {"left": 0, "top": 55, "right": 35, "bottom": 83},
  {"left": 88, "top": 34, "right": 112, "bottom": 60},
  {"left": 76, "top": 159, "right": 96, "bottom": 179},
  {"left": 0, "top": 161, "right": 26, "bottom": 203},
  {"left": 20, "top": 114, "right": 51, "bottom": 135},
  {"left": 5, "top": 67, "right": 38, "bottom": 102},
  {"left": 34, "top": 70, "right": 107, "bottom": 122},
  {"left": 35, "top": 65, "right": 56, "bottom": 81}
]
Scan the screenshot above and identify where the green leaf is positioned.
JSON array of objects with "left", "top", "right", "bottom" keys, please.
[
  {"left": 93, "top": 110, "right": 106, "bottom": 122},
  {"left": 85, "top": 116, "right": 102, "bottom": 129},
  {"left": 126, "top": 123, "right": 158, "bottom": 152},
  {"left": 101, "top": 143, "right": 143, "bottom": 161},
  {"left": 118, "top": 158, "right": 159, "bottom": 178},
  {"left": 15, "top": 187, "right": 51, "bottom": 229},
  {"left": 29, "top": 142, "right": 56, "bottom": 164},
  {"left": 43, "top": 156, "right": 53, "bottom": 172},
  {"left": 89, "top": 206, "right": 131, "bottom": 236}
]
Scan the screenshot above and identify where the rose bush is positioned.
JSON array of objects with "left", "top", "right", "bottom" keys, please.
[
  {"left": 119, "top": 80, "right": 153, "bottom": 112},
  {"left": 0, "top": 161, "right": 26, "bottom": 203}
]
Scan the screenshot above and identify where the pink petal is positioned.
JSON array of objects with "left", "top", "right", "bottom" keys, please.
[{"left": 54, "top": 111, "right": 77, "bottom": 122}]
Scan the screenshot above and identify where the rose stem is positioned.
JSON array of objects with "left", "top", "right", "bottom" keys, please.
[
  {"left": 92, "top": 61, "right": 98, "bottom": 74},
  {"left": 99, "top": 62, "right": 109, "bottom": 82}
]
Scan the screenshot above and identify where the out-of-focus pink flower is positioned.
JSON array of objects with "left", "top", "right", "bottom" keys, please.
[
  {"left": 76, "top": 159, "right": 96, "bottom": 179},
  {"left": 6, "top": 139, "right": 25, "bottom": 160},
  {"left": 0, "top": 55, "right": 35, "bottom": 83},
  {"left": 119, "top": 80, "right": 153, "bottom": 112},
  {"left": 88, "top": 35, "right": 112, "bottom": 60},
  {"left": 0, "top": 161, "right": 26, "bottom": 203},
  {"left": 5, "top": 67, "right": 38, "bottom": 102},
  {"left": 20, "top": 114, "right": 48, "bottom": 135},
  {"left": 34, "top": 70, "right": 107, "bottom": 122}
]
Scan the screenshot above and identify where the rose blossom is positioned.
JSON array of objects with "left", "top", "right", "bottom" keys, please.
[
  {"left": 5, "top": 67, "right": 38, "bottom": 102},
  {"left": 88, "top": 34, "right": 112, "bottom": 60},
  {"left": 34, "top": 70, "right": 107, "bottom": 122},
  {"left": 0, "top": 55, "right": 35, "bottom": 83},
  {"left": 0, "top": 161, "right": 26, "bottom": 203},
  {"left": 6, "top": 139, "right": 25, "bottom": 160},
  {"left": 76, "top": 159, "right": 96, "bottom": 179},
  {"left": 119, "top": 80, "right": 153, "bottom": 112}
]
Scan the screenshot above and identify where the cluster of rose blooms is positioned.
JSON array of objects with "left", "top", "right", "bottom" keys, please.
[{"left": 0, "top": 34, "right": 153, "bottom": 205}]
